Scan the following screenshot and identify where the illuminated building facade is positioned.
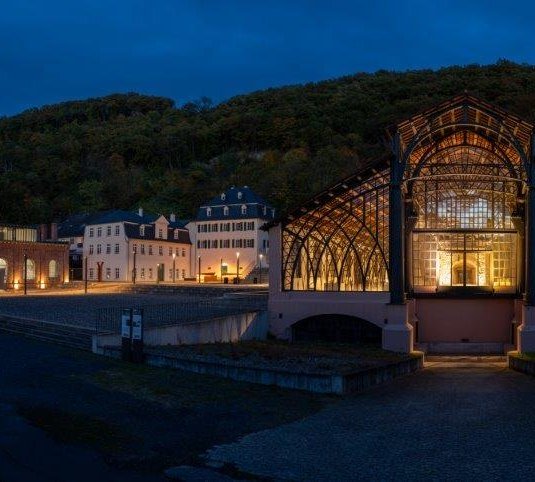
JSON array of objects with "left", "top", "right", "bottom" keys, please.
[{"left": 267, "top": 95, "right": 535, "bottom": 353}]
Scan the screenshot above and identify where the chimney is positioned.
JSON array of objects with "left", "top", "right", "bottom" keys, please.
[
  {"left": 38, "top": 224, "right": 47, "bottom": 241},
  {"left": 50, "top": 223, "right": 58, "bottom": 241},
  {"left": 138, "top": 207, "right": 143, "bottom": 218},
  {"left": 170, "top": 213, "right": 176, "bottom": 223}
]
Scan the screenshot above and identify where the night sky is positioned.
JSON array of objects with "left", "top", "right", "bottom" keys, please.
[{"left": 1, "top": 0, "right": 533, "bottom": 116}]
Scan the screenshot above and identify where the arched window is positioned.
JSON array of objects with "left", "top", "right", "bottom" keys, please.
[
  {"left": 0, "top": 258, "right": 7, "bottom": 285},
  {"left": 25, "top": 258, "right": 36, "bottom": 280},
  {"left": 49, "top": 260, "right": 58, "bottom": 278}
]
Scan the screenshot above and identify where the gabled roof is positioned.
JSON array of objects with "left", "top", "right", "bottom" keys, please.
[{"left": 195, "top": 186, "right": 275, "bottom": 221}]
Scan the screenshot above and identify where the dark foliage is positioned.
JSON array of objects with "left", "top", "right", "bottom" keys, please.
[{"left": 1, "top": 60, "right": 535, "bottom": 223}]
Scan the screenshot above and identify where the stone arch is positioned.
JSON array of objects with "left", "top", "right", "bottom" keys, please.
[{"left": 291, "top": 314, "right": 382, "bottom": 344}]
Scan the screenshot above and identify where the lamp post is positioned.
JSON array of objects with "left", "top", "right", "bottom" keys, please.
[
  {"left": 156, "top": 263, "right": 160, "bottom": 284},
  {"left": 236, "top": 252, "right": 240, "bottom": 284},
  {"left": 198, "top": 256, "right": 201, "bottom": 284},
  {"left": 23, "top": 253, "right": 28, "bottom": 295},
  {"left": 220, "top": 258, "right": 223, "bottom": 284},
  {"left": 172, "top": 253, "right": 176, "bottom": 283},
  {"left": 84, "top": 256, "right": 88, "bottom": 293},
  {"left": 132, "top": 247, "right": 137, "bottom": 285},
  {"left": 259, "top": 253, "right": 263, "bottom": 284}
]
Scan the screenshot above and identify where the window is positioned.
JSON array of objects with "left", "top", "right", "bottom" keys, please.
[
  {"left": 237, "top": 191, "right": 242, "bottom": 200},
  {"left": 222, "top": 239, "right": 230, "bottom": 248},
  {"left": 140, "top": 225, "right": 145, "bottom": 237},
  {"left": 89, "top": 228, "right": 94, "bottom": 237},
  {"left": 197, "top": 240, "right": 201, "bottom": 249},
  {"left": 133, "top": 243, "right": 138, "bottom": 253},
  {"left": 247, "top": 221, "right": 255, "bottom": 230},
  {"left": 212, "top": 223, "right": 218, "bottom": 232},
  {"left": 106, "top": 267, "right": 111, "bottom": 279},
  {"left": 221, "top": 193, "right": 226, "bottom": 201},
  {"left": 169, "top": 268, "right": 173, "bottom": 278},
  {"left": 158, "top": 228, "right": 163, "bottom": 238},
  {"left": 48, "top": 259, "right": 58, "bottom": 279},
  {"left": 97, "top": 244, "right": 102, "bottom": 254},
  {"left": 241, "top": 205, "right": 247, "bottom": 215},
  {"left": 182, "top": 248, "right": 185, "bottom": 257},
  {"left": 106, "top": 226, "right": 111, "bottom": 236},
  {"left": 89, "top": 245, "right": 94, "bottom": 255},
  {"left": 89, "top": 268, "right": 94, "bottom": 279},
  {"left": 140, "top": 244, "right": 145, "bottom": 254},
  {"left": 25, "top": 259, "right": 36, "bottom": 280},
  {"left": 115, "top": 268, "right": 120, "bottom": 279},
  {"left": 169, "top": 247, "right": 173, "bottom": 256},
  {"left": 223, "top": 206, "right": 229, "bottom": 216},
  {"left": 106, "top": 244, "right": 111, "bottom": 254},
  {"left": 236, "top": 222, "right": 243, "bottom": 231},
  {"left": 174, "top": 229, "right": 178, "bottom": 240},
  {"left": 148, "top": 268, "right": 153, "bottom": 279},
  {"left": 114, "top": 244, "right": 119, "bottom": 254},
  {"left": 149, "top": 245, "right": 153, "bottom": 255},
  {"left": 197, "top": 225, "right": 201, "bottom": 233},
  {"left": 97, "top": 227, "right": 102, "bottom": 237},
  {"left": 115, "top": 225, "right": 120, "bottom": 235},
  {"left": 140, "top": 268, "right": 145, "bottom": 279},
  {"left": 246, "top": 239, "right": 255, "bottom": 248},
  {"left": 207, "top": 207, "right": 212, "bottom": 217},
  {"left": 212, "top": 240, "right": 218, "bottom": 248},
  {"left": 158, "top": 246, "right": 163, "bottom": 255},
  {"left": 182, "top": 269, "right": 186, "bottom": 279}
]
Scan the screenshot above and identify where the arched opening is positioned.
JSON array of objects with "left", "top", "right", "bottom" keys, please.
[
  {"left": 0, "top": 259, "right": 7, "bottom": 290},
  {"left": 49, "top": 260, "right": 58, "bottom": 279},
  {"left": 291, "top": 314, "right": 382, "bottom": 345},
  {"left": 25, "top": 258, "right": 35, "bottom": 281}
]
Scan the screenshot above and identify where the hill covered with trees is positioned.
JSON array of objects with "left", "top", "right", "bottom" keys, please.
[{"left": 2, "top": 60, "right": 535, "bottom": 224}]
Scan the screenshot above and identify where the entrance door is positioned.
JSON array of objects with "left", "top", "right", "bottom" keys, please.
[
  {"left": 0, "top": 259, "right": 7, "bottom": 290},
  {"left": 157, "top": 263, "right": 164, "bottom": 282}
]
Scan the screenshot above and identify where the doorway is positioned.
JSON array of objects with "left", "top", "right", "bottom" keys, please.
[{"left": 0, "top": 259, "right": 7, "bottom": 290}]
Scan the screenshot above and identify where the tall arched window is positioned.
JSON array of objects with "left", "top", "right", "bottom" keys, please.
[
  {"left": 25, "top": 258, "right": 36, "bottom": 280},
  {"left": 49, "top": 260, "right": 58, "bottom": 278}
]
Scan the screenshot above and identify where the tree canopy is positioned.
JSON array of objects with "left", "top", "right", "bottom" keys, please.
[{"left": 1, "top": 60, "right": 535, "bottom": 223}]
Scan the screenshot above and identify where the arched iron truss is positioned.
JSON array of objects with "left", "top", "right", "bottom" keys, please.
[{"left": 281, "top": 167, "right": 390, "bottom": 291}]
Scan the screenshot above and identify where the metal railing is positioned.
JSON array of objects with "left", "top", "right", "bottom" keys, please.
[{"left": 95, "top": 295, "right": 267, "bottom": 335}]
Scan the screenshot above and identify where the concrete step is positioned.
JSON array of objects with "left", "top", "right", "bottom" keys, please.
[
  {"left": 418, "top": 342, "right": 507, "bottom": 355},
  {"left": 0, "top": 317, "right": 93, "bottom": 350}
]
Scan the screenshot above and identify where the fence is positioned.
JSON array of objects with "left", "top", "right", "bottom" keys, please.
[{"left": 95, "top": 296, "right": 267, "bottom": 335}]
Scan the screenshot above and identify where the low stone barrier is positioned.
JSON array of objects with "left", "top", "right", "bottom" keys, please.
[
  {"left": 509, "top": 353, "right": 535, "bottom": 375},
  {"left": 97, "top": 346, "right": 423, "bottom": 395}
]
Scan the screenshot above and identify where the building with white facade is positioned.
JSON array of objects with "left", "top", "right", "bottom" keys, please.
[
  {"left": 83, "top": 209, "right": 191, "bottom": 283},
  {"left": 187, "top": 186, "right": 275, "bottom": 282}
]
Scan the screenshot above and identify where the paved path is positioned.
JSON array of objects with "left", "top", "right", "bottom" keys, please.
[{"left": 205, "top": 360, "right": 535, "bottom": 481}]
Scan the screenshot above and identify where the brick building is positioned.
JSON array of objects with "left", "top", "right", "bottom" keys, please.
[{"left": 0, "top": 224, "right": 69, "bottom": 290}]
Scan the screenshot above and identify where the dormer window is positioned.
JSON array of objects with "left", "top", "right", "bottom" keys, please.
[
  {"left": 241, "top": 205, "right": 247, "bottom": 215},
  {"left": 223, "top": 206, "right": 229, "bottom": 216},
  {"left": 158, "top": 228, "right": 163, "bottom": 238},
  {"left": 140, "top": 225, "right": 145, "bottom": 237},
  {"left": 221, "top": 193, "right": 226, "bottom": 201},
  {"left": 174, "top": 229, "right": 178, "bottom": 240},
  {"left": 207, "top": 207, "right": 212, "bottom": 217},
  {"left": 237, "top": 191, "right": 243, "bottom": 200}
]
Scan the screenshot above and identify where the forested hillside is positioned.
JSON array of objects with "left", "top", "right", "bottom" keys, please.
[{"left": 2, "top": 60, "right": 535, "bottom": 223}]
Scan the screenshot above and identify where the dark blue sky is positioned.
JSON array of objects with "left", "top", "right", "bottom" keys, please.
[{"left": 1, "top": 0, "right": 533, "bottom": 116}]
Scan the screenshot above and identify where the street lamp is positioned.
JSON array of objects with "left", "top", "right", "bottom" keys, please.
[
  {"left": 132, "top": 247, "right": 137, "bottom": 284},
  {"left": 172, "top": 253, "right": 176, "bottom": 283},
  {"left": 259, "top": 253, "right": 263, "bottom": 284},
  {"left": 236, "top": 252, "right": 240, "bottom": 284},
  {"left": 23, "top": 253, "right": 28, "bottom": 295},
  {"left": 84, "top": 256, "right": 88, "bottom": 293},
  {"left": 198, "top": 256, "right": 201, "bottom": 284},
  {"left": 156, "top": 263, "right": 160, "bottom": 284},
  {"left": 220, "top": 258, "right": 223, "bottom": 284}
]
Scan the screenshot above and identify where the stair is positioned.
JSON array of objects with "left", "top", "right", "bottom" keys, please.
[
  {"left": 0, "top": 315, "right": 93, "bottom": 350},
  {"left": 417, "top": 342, "right": 508, "bottom": 355},
  {"left": 243, "top": 266, "right": 269, "bottom": 284}
]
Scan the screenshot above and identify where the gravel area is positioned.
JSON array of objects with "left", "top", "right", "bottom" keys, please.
[{"left": 0, "top": 293, "right": 205, "bottom": 328}]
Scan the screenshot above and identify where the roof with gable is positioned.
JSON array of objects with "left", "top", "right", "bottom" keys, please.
[
  {"left": 58, "top": 210, "right": 189, "bottom": 242},
  {"left": 195, "top": 186, "right": 275, "bottom": 222}
]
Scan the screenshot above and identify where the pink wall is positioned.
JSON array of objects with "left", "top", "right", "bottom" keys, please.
[{"left": 416, "top": 298, "right": 514, "bottom": 343}]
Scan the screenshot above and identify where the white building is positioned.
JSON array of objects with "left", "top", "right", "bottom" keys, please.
[
  {"left": 187, "top": 186, "right": 275, "bottom": 283},
  {"left": 83, "top": 209, "right": 191, "bottom": 283}
]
